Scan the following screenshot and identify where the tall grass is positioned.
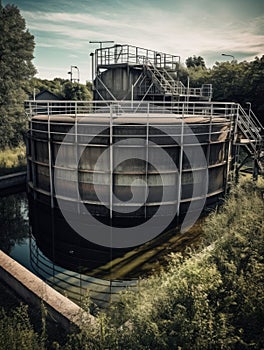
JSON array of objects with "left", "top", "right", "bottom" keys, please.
[
  {"left": 0, "top": 305, "right": 45, "bottom": 350},
  {"left": 89, "top": 178, "right": 264, "bottom": 349},
  {"left": 0, "top": 145, "right": 26, "bottom": 175}
]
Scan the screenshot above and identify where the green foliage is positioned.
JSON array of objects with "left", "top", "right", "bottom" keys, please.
[
  {"left": 0, "top": 145, "right": 26, "bottom": 174},
  {"left": 27, "top": 78, "right": 92, "bottom": 101},
  {"left": 28, "top": 77, "right": 92, "bottom": 101},
  {"left": 186, "top": 55, "right": 206, "bottom": 68},
  {"left": 63, "top": 81, "right": 92, "bottom": 101},
  {"left": 0, "top": 3, "right": 36, "bottom": 150},
  {"left": 0, "top": 304, "right": 45, "bottom": 350},
  {"left": 1, "top": 180, "right": 263, "bottom": 349},
  {"left": 64, "top": 179, "right": 264, "bottom": 350},
  {"left": 28, "top": 78, "right": 66, "bottom": 99},
  {"left": 187, "top": 56, "right": 264, "bottom": 124}
]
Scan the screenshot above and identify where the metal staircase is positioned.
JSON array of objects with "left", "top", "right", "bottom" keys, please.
[
  {"left": 144, "top": 60, "right": 211, "bottom": 100},
  {"left": 235, "top": 105, "right": 264, "bottom": 176},
  {"left": 144, "top": 60, "right": 183, "bottom": 96}
]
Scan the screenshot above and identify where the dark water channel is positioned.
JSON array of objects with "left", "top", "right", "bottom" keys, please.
[
  {"left": 0, "top": 191, "right": 138, "bottom": 307},
  {"left": 0, "top": 192, "right": 30, "bottom": 268},
  {"left": 0, "top": 190, "right": 203, "bottom": 308}
]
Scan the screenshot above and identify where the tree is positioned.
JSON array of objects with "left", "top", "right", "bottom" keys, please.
[
  {"left": 63, "top": 81, "right": 92, "bottom": 100},
  {"left": 186, "top": 55, "right": 206, "bottom": 69},
  {"left": 184, "top": 56, "right": 264, "bottom": 125},
  {"left": 28, "top": 77, "right": 93, "bottom": 101},
  {"left": 0, "top": 3, "right": 36, "bottom": 149}
]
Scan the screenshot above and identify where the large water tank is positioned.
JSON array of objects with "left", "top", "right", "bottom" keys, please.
[{"left": 26, "top": 102, "right": 232, "bottom": 243}]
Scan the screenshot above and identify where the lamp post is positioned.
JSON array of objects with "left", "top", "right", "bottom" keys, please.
[
  {"left": 72, "top": 65, "right": 80, "bottom": 83},
  {"left": 67, "top": 70, "right": 72, "bottom": 82},
  {"left": 221, "top": 53, "right": 235, "bottom": 61},
  {"left": 68, "top": 66, "right": 80, "bottom": 83},
  {"left": 90, "top": 53, "right": 94, "bottom": 82}
]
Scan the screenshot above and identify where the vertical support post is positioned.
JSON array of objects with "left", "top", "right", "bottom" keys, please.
[
  {"left": 147, "top": 101, "right": 150, "bottom": 117},
  {"left": 144, "top": 112, "right": 149, "bottom": 219},
  {"left": 30, "top": 102, "right": 37, "bottom": 200},
  {"left": 109, "top": 104, "right": 113, "bottom": 220},
  {"left": 47, "top": 102, "right": 54, "bottom": 209},
  {"left": 75, "top": 104, "right": 80, "bottom": 214},
  {"left": 131, "top": 84, "right": 134, "bottom": 109},
  {"left": 46, "top": 101, "right": 56, "bottom": 281},
  {"left": 206, "top": 112, "right": 213, "bottom": 189},
  {"left": 187, "top": 76, "right": 190, "bottom": 107},
  {"left": 225, "top": 115, "right": 235, "bottom": 190},
  {"left": 176, "top": 118, "right": 184, "bottom": 216}
]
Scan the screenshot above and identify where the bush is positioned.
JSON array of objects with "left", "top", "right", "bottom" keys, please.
[
  {"left": 82, "top": 179, "right": 263, "bottom": 350},
  {"left": 0, "top": 145, "right": 26, "bottom": 175},
  {"left": 0, "top": 304, "right": 45, "bottom": 350}
]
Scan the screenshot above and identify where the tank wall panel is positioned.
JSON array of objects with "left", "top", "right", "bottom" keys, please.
[{"left": 28, "top": 114, "right": 231, "bottom": 224}]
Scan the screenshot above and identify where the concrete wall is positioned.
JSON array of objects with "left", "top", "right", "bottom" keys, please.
[
  {"left": 0, "top": 250, "right": 95, "bottom": 331},
  {"left": 0, "top": 171, "right": 26, "bottom": 190}
]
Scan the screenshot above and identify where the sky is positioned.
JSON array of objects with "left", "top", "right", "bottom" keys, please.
[{"left": 3, "top": 0, "right": 264, "bottom": 83}]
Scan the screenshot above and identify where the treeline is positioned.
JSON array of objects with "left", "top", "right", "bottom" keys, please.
[
  {"left": 0, "top": 3, "right": 92, "bottom": 150},
  {"left": 0, "top": 179, "right": 263, "bottom": 349},
  {"left": 29, "top": 77, "right": 92, "bottom": 101},
  {"left": 182, "top": 55, "right": 264, "bottom": 124}
]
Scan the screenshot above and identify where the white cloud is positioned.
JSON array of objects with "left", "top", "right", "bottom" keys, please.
[{"left": 22, "top": 5, "right": 264, "bottom": 81}]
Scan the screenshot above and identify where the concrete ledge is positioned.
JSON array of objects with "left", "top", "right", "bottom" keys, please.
[
  {"left": 0, "top": 250, "right": 95, "bottom": 331},
  {"left": 0, "top": 171, "right": 26, "bottom": 190}
]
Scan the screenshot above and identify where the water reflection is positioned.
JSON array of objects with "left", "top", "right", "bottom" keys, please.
[
  {"left": 0, "top": 191, "right": 203, "bottom": 308},
  {"left": 28, "top": 195, "right": 140, "bottom": 307},
  {"left": 0, "top": 192, "right": 29, "bottom": 254}
]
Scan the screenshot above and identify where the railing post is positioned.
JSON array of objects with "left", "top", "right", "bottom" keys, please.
[
  {"left": 176, "top": 118, "right": 184, "bottom": 216},
  {"left": 109, "top": 104, "right": 113, "bottom": 220},
  {"left": 47, "top": 102, "right": 54, "bottom": 209}
]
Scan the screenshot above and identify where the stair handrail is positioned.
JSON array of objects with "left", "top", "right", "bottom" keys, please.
[
  {"left": 235, "top": 104, "right": 263, "bottom": 154},
  {"left": 145, "top": 60, "right": 173, "bottom": 90},
  {"left": 145, "top": 60, "right": 194, "bottom": 96},
  {"left": 238, "top": 105, "right": 262, "bottom": 141},
  {"left": 159, "top": 67, "right": 186, "bottom": 93},
  {"left": 248, "top": 108, "right": 264, "bottom": 132}
]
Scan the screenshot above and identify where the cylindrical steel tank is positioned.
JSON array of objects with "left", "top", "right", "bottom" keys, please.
[{"left": 26, "top": 104, "right": 232, "bottom": 235}]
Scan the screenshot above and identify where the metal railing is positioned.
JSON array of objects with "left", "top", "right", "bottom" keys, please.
[
  {"left": 144, "top": 60, "right": 212, "bottom": 99},
  {"left": 235, "top": 105, "right": 263, "bottom": 155},
  {"left": 144, "top": 60, "right": 186, "bottom": 96},
  {"left": 25, "top": 99, "right": 263, "bottom": 156},
  {"left": 95, "top": 44, "right": 180, "bottom": 71},
  {"left": 25, "top": 100, "right": 239, "bottom": 119}
]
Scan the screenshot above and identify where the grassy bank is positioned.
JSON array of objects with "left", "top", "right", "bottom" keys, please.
[
  {"left": 0, "top": 179, "right": 263, "bottom": 349},
  {"left": 0, "top": 145, "right": 26, "bottom": 176}
]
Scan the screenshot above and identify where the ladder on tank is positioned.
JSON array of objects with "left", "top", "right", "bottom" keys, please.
[{"left": 234, "top": 105, "right": 264, "bottom": 179}]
